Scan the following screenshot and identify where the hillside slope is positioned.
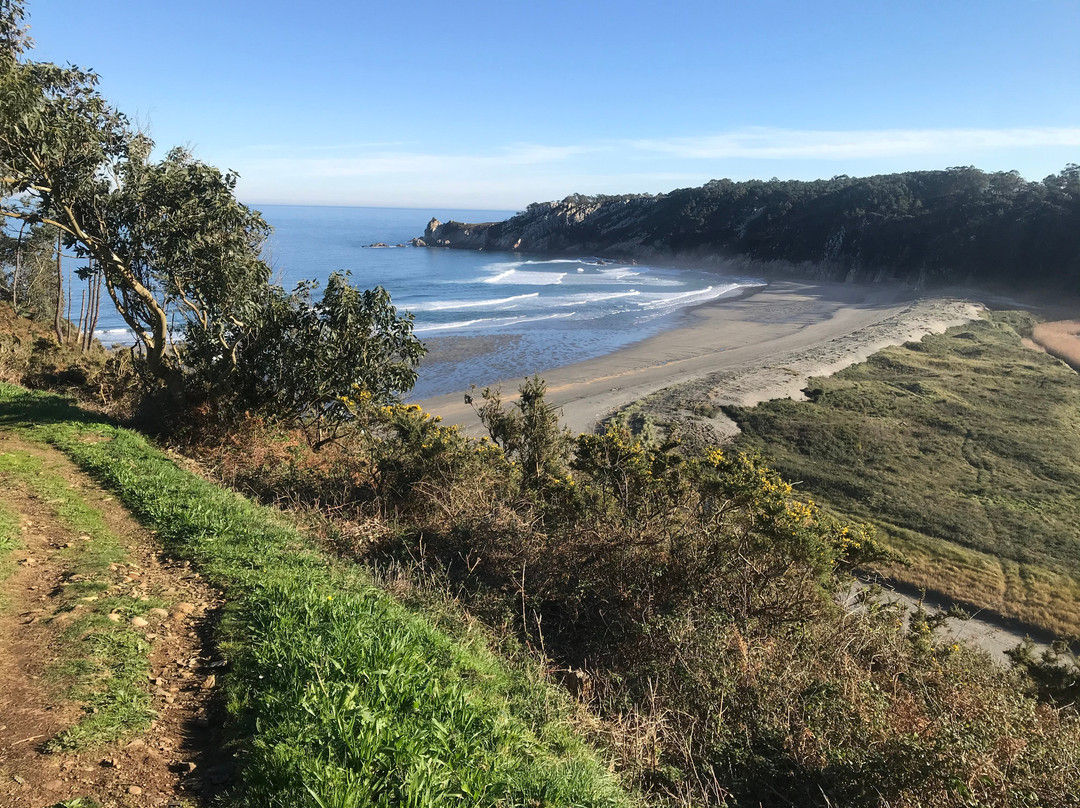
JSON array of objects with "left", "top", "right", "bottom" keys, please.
[
  {"left": 0, "top": 384, "right": 633, "bottom": 808},
  {"left": 727, "top": 311, "right": 1080, "bottom": 637},
  {"left": 424, "top": 166, "right": 1080, "bottom": 289}
]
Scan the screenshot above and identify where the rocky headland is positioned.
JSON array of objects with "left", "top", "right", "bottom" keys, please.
[{"left": 424, "top": 166, "right": 1080, "bottom": 289}]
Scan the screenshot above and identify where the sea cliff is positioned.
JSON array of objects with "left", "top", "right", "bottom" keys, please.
[{"left": 424, "top": 166, "right": 1080, "bottom": 289}]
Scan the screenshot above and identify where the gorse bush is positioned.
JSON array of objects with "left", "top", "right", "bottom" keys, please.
[{"left": 205, "top": 378, "right": 1080, "bottom": 806}]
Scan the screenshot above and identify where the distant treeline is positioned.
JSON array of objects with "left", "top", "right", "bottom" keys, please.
[{"left": 430, "top": 166, "right": 1080, "bottom": 289}]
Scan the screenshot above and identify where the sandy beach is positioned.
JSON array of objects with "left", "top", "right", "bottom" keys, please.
[{"left": 416, "top": 278, "right": 983, "bottom": 437}]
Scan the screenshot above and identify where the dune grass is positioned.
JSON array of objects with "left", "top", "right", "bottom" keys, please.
[
  {"left": 727, "top": 310, "right": 1080, "bottom": 636},
  {"left": 0, "top": 382, "right": 633, "bottom": 808}
]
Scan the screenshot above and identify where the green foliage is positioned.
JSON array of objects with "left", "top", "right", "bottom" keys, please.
[
  {"left": 0, "top": 381, "right": 631, "bottom": 807},
  {"left": 728, "top": 312, "right": 1080, "bottom": 635},
  {"left": 1007, "top": 638, "right": 1080, "bottom": 707},
  {"left": 472, "top": 376, "right": 573, "bottom": 488},
  {"left": 307, "top": 377, "right": 1080, "bottom": 807},
  {"left": 472, "top": 166, "right": 1080, "bottom": 290},
  {"left": 2, "top": 6, "right": 422, "bottom": 426},
  {"left": 0, "top": 221, "right": 62, "bottom": 319},
  {"left": 192, "top": 272, "right": 425, "bottom": 442},
  {"left": 1, "top": 8, "right": 271, "bottom": 385}
]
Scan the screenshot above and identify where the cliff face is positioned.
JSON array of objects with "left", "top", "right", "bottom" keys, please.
[
  {"left": 423, "top": 167, "right": 1080, "bottom": 289},
  {"left": 424, "top": 197, "right": 661, "bottom": 256}
]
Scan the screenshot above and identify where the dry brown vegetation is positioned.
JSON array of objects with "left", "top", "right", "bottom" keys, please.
[
  {"left": 4, "top": 302, "right": 1080, "bottom": 806},
  {"left": 188, "top": 379, "right": 1080, "bottom": 807}
]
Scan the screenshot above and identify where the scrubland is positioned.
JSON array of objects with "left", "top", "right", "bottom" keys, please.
[{"left": 729, "top": 311, "right": 1080, "bottom": 637}]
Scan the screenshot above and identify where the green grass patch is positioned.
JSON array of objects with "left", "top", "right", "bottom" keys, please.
[
  {"left": 0, "top": 383, "right": 633, "bottom": 808},
  {"left": 0, "top": 448, "right": 154, "bottom": 749},
  {"left": 727, "top": 310, "right": 1080, "bottom": 634},
  {"left": 0, "top": 499, "right": 20, "bottom": 604}
]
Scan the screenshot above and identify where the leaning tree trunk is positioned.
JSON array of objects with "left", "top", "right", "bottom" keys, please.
[
  {"left": 53, "top": 228, "right": 63, "bottom": 343},
  {"left": 12, "top": 220, "right": 25, "bottom": 311}
]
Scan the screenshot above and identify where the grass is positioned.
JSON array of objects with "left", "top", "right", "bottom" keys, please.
[
  {"left": 0, "top": 381, "right": 634, "bottom": 808},
  {"left": 0, "top": 498, "right": 20, "bottom": 604},
  {"left": 727, "top": 310, "right": 1080, "bottom": 636},
  {"left": 0, "top": 448, "right": 155, "bottom": 749}
]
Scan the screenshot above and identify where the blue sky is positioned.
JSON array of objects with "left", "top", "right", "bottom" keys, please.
[{"left": 23, "top": 0, "right": 1080, "bottom": 209}]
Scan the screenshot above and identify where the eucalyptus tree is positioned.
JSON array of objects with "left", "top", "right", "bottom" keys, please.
[
  {"left": 1, "top": 2, "right": 272, "bottom": 391},
  {"left": 1, "top": 1, "right": 425, "bottom": 426}
]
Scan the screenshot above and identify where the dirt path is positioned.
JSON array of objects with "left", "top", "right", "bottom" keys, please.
[{"left": 0, "top": 435, "right": 229, "bottom": 808}]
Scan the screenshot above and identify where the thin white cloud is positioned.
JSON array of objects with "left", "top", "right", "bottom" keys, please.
[
  {"left": 242, "top": 141, "right": 412, "bottom": 154},
  {"left": 245, "top": 143, "right": 595, "bottom": 178},
  {"left": 627, "top": 126, "right": 1080, "bottom": 160},
  {"left": 228, "top": 126, "right": 1080, "bottom": 208}
]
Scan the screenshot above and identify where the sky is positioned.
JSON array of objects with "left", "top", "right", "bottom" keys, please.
[{"left": 21, "top": 0, "right": 1080, "bottom": 209}]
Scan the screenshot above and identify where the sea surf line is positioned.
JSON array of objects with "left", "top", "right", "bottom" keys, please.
[{"left": 87, "top": 205, "right": 762, "bottom": 399}]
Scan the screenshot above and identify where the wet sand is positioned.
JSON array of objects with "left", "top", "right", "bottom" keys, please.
[{"left": 417, "top": 279, "right": 983, "bottom": 436}]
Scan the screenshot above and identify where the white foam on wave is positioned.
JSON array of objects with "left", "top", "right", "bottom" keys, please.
[
  {"left": 553, "top": 290, "right": 641, "bottom": 307},
  {"left": 415, "top": 311, "right": 577, "bottom": 334},
  {"left": 638, "top": 283, "right": 742, "bottom": 312},
  {"left": 483, "top": 269, "right": 567, "bottom": 285},
  {"left": 597, "top": 267, "right": 640, "bottom": 280},
  {"left": 415, "top": 315, "right": 527, "bottom": 333},
  {"left": 517, "top": 258, "right": 589, "bottom": 266},
  {"left": 406, "top": 292, "right": 540, "bottom": 312}
]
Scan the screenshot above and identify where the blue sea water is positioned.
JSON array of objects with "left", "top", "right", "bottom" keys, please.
[{"left": 95, "top": 205, "right": 762, "bottom": 399}]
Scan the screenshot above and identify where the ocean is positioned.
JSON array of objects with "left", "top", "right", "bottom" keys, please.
[{"left": 94, "top": 205, "right": 762, "bottom": 399}]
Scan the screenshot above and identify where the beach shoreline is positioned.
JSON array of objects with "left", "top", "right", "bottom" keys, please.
[{"left": 416, "top": 277, "right": 985, "bottom": 436}]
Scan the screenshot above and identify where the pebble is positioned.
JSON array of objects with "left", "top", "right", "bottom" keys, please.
[
  {"left": 175, "top": 602, "right": 196, "bottom": 614},
  {"left": 131, "top": 616, "right": 149, "bottom": 628},
  {"left": 108, "top": 613, "right": 121, "bottom": 622},
  {"left": 127, "top": 784, "right": 142, "bottom": 795},
  {"left": 202, "top": 674, "right": 216, "bottom": 690},
  {"left": 149, "top": 607, "right": 169, "bottom": 618}
]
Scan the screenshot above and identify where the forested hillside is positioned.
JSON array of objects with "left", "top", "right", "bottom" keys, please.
[{"left": 425, "top": 166, "right": 1080, "bottom": 289}]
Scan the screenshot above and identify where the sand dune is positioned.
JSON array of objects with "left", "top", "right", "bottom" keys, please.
[{"left": 1031, "top": 319, "right": 1080, "bottom": 372}]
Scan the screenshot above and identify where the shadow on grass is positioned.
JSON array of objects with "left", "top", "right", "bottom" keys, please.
[{"left": 0, "top": 384, "right": 113, "bottom": 431}]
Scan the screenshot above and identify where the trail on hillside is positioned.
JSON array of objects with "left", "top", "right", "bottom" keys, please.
[{"left": 0, "top": 435, "right": 229, "bottom": 808}]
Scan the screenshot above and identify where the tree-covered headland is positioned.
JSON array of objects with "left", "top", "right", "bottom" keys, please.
[{"left": 428, "top": 166, "right": 1080, "bottom": 291}]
